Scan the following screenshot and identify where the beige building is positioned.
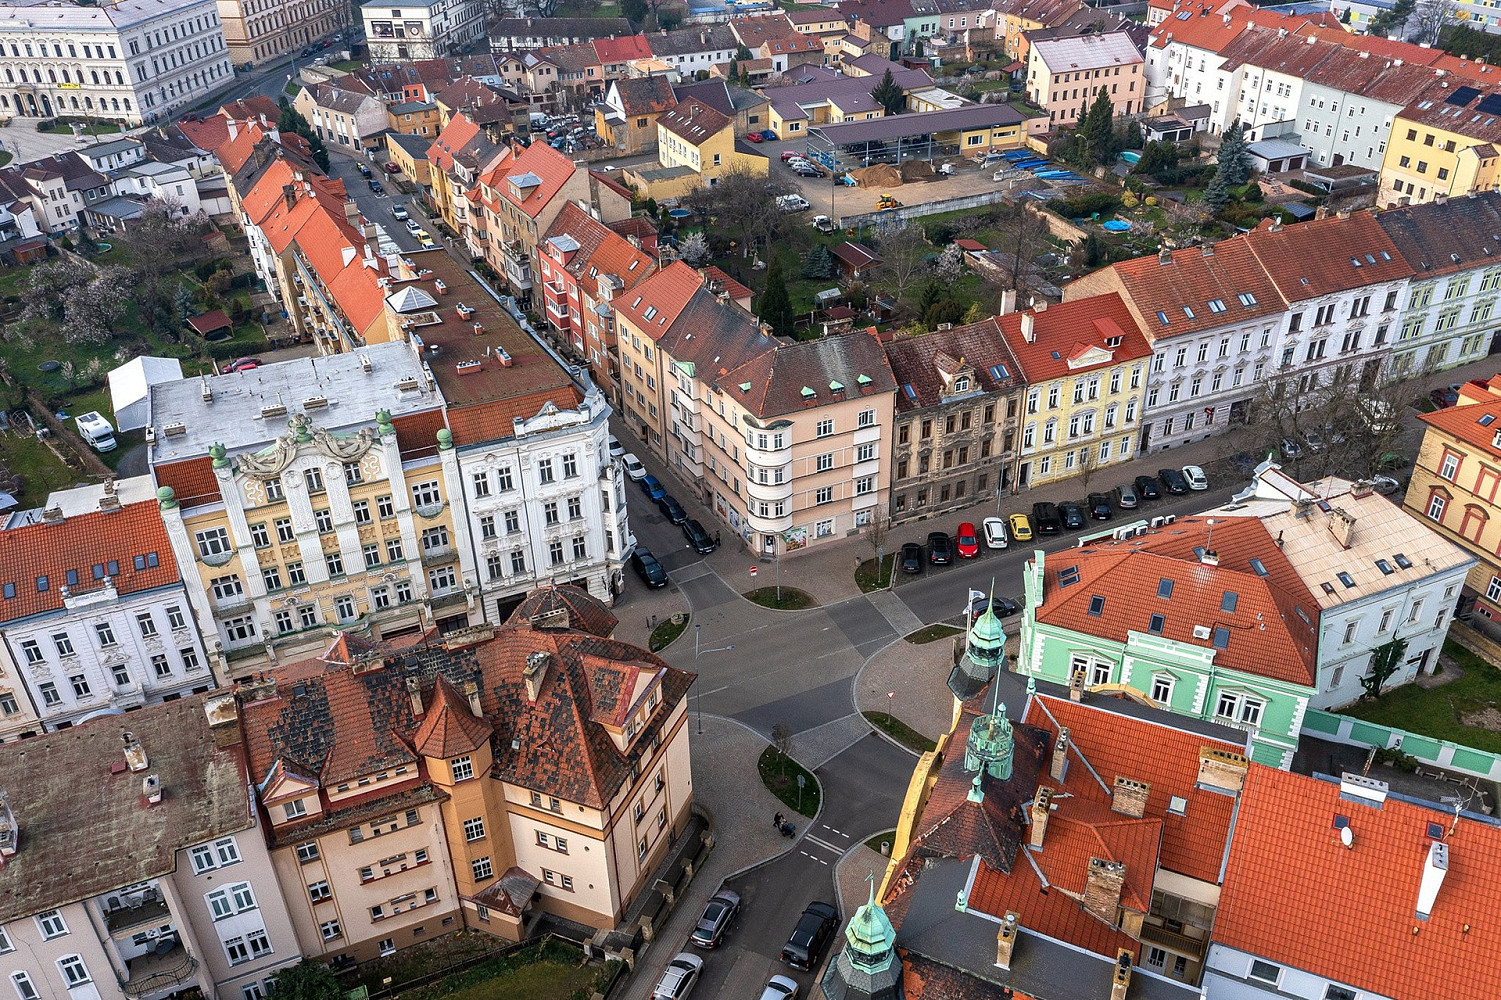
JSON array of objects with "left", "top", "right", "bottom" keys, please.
[
  {"left": 239, "top": 586, "right": 696, "bottom": 952},
  {"left": 1026, "top": 31, "right": 1144, "bottom": 128},
  {"left": 218, "top": 0, "right": 346, "bottom": 67},
  {"left": 0, "top": 695, "right": 301, "bottom": 1000},
  {"left": 616, "top": 261, "right": 899, "bottom": 554},
  {"left": 147, "top": 344, "right": 473, "bottom": 679},
  {"left": 293, "top": 84, "right": 390, "bottom": 151}
]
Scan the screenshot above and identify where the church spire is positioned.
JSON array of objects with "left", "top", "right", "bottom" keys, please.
[{"left": 820, "top": 871, "right": 902, "bottom": 1000}]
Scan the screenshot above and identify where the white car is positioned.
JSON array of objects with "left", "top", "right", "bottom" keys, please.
[
  {"left": 758, "top": 976, "right": 799, "bottom": 1000},
  {"left": 622, "top": 453, "right": 647, "bottom": 480},
  {"left": 405, "top": 219, "right": 422, "bottom": 235},
  {"left": 1182, "top": 465, "right": 1209, "bottom": 490},
  {"left": 982, "top": 516, "right": 1008, "bottom": 549},
  {"left": 652, "top": 953, "right": 703, "bottom": 1000},
  {"left": 608, "top": 435, "right": 626, "bottom": 460},
  {"left": 391, "top": 203, "right": 409, "bottom": 221}
]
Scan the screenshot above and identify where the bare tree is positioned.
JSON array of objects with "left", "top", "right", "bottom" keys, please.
[
  {"left": 875, "top": 224, "right": 930, "bottom": 305},
  {"left": 1409, "top": 0, "right": 1455, "bottom": 45},
  {"left": 865, "top": 506, "right": 890, "bottom": 585},
  {"left": 683, "top": 167, "right": 793, "bottom": 259},
  {"left": 991, "top": 205, "right": 1052, "bottom": 294},
  {"left": 770, "top": 722, "right": 794, "bottom": 759},
  {"left": 1246, "top": 364, "right": 1421, "bottom": 481}
]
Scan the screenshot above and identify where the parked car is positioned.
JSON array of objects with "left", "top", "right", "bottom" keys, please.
[
  {"left": 968, "top": 592, "right": 1021, "bottom": 622},
  {"left": 641, "top": 474, "right": 667, "bottom": 500},
  {"left": 631, "top": 548, "right": 669, "bottom": 588},
  {"left": 927, "top": 531, "right": 953, "bottom": 564},
  {"left": 652, "top": 953, "right": 703, "bottom": 1000},
  {"left": 608, "top": 435, "right": 626, "bottom": 460},
  {"left": 223, "top": 356, "right": 262, "bottom": 373},
  {"left": 900, "top": 541, "right": 924, "bottom": 574},
  {"left": 1133, "top": 475, "right": 1161, "bottom": 500},
  {"left": 657, "top": 494, "right": 687, "bottom": 524},
  {"left": 1008, "top": 512, "right": 1034, "bottom": 543},
  {"left": 1279, "top": 437, "right": 1305, "bottom": 461},
  {"left": 1182, "top": 465, "right": 1209, "bottom": 490},
  {"left": 1057, "top": 501, "right": 1086, "bottom": 530},
  {"left": 955, "top": 522, "right": 980, "bottom": 558},
  {"left": 405, "top": 219, "right": 422, "bottom": 235},
  {"left": 682, "top": 518, "right": 715, "bottom": 554},
  {"left": 690, "top": 890, "right": 741, "bottom": 949},
  {"left": 367, "top": 179, "right": 384, "bottom": 194},
  {"left": 383, "top": 161, "right": 401, "bottom": 174},
  {"left": 1430, "top": 383, "right": 1462, "bottom": 409},
  {"left": 418, "top": 235, "right": 437, "bottom": 249},
  {"left": 746, "top": 130, "right": 764, "bottom": 142},
  {"left": 780, "top": 902, "right": 839, "bottom": 971},
  {"left": 356, "top": 162, "right": 372, "bottom": 178},
  {"left": 760, "top": 129, "right": 779, "bottom": 141},
  {"left": 622, "top": 453, "right": 646, "bottom": 480},
  {"left": 1116, "top": 482, "right": 1139, "bottom": 509},
  {"left": 1032, "top": 502, "right": 1062, "bottom": 534},
  {"left": 1086, "top": 493, "right": 1113, "bottom": 519},
  {"left": 1159, "top": 468, "right": 1189, "bottom": 494},
  {"left": 982, "top": 516, "right": 1008, "bottom": 549},
  {"left": 391, "top": 202, "right": 409, "bottom": 220},
  {"left": 1302, "top": 428, "right": 1326, "bottom": 453},
  {"left": 780, "top": 150, "right": 801, "bottom": 161},
  {"left": 757, "top": 976, "right": 800, "bottom": 1000}
]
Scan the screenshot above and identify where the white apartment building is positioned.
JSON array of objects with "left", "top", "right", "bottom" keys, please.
[
  {"left": 0, "top": 0, "right": 234, "bottom": 125},
  {"left": 0, "top": 477, "right": 216, "bottom": 732},
  {"left": 1215, "top": 465, "right": 1474, "bottom": 709},
  {"left": 362, "top": 0, "right": 486, "bottom": 62},
  {"left": 0, "top": 695, "right": 301, "bottom": 1000}
]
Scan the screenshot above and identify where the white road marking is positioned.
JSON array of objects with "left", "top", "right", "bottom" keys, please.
[
  {"left": 804, "top": 834, "right": 844, "bottom": 854},
  {"left": 799, "top": 851, "right": 829, "bottom": 865},
  {"left": 824, "top": 827, "right": 850, "bottom": 839}
]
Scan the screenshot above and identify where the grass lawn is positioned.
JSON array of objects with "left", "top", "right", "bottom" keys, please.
[
  {"left": 864, "top": 829, "right": 896, "bottom": 853},
  {"left": 759, "top": 746, "right": 821, "bottom": 817},
  {"left": 351, "top": 938, "right": 609, "bottom": 1000},
  {"left": 650, "top": 614, "right": 689, "bottom": 652},
  {"left": 905, "top": 624, "right": 961, "bottom": 644},
  {"left": 0, "top": 151, "right": 10, "bottom": 167},
  {"left": 283, "top": 80, "right": 301, "bottom": 97},
  {"left": 2, "top": 434, "right": 88, "bottom": 507},
  {"left": 1341, "top": 640, "right": 1501, "bottom": 754},
  {"left": 744, "top": 586, "right": 818, "bottom": 610},
  {"left": 329, "top": 59, "right": 363, "bottom": 71},
  {"left": 856, "top": 553, "right": 895, "bottom": 593},
  {"left": 863, "top": 710, "right": 938, "bottom": 753},
  {"left": 39, "top": 120, "right": 121, "bottom": 135}
]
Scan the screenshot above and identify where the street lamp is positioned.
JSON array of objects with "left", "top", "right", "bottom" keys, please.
[{"left": 693, "top": 623, "right": 734, "bottom": 735}]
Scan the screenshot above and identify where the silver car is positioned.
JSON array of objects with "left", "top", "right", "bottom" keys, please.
[
  {"left": 690, "top": 889, "right": 740, "bottom": 948},
  {"left": 758, "top": 976, "right": 799, "bottom": 1000},
  {"left": 653, "top": 953, "right": 703, "bottom": 1000}
]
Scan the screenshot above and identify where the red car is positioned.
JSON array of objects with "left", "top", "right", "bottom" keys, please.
[
  {"left": 382, "top": 161, "right": 401, "bottom": 174},
  {"left": 745, "top": 131, "right": 763, "bottom": 142},
  {"left": 955, "top": 522, "right": 980, "bottom": 559},
  {"left": 223, "top": 357, "right": 262, "bottom": 373},
  {"left": 780, "top": 150, "right": 800, "bottom": 161}
]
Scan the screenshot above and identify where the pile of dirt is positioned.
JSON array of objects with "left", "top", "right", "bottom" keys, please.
[
  {"left": 900, "top": 160, "right": 935, "bottom": 181},
  {"left": 852, "top": 163, "right": 902, "bottom": 188}
]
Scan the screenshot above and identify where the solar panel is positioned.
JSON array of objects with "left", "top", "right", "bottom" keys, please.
[
  {"left": 1477, "top": 93, "right": 1501, "bottom": 116},
  {"left": 1447, "top": 86, "right": 1480, "bottom": 106}
]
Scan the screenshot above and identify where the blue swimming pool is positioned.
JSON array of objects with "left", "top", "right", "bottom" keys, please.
[{"left": 1120, "top": 150, "right": 1142, "bottom": 165}]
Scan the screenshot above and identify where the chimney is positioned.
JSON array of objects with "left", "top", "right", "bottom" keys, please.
[
  {"left": 1200, "top": 549, "right": 1219, "bottom": 566},
  {"left": 995, "top": 912, "right": 1020, "bottom": 969},
  {"left": 1339, "top": 772, "right": 1389, "bottom": 808},
  {"left": 0, "top": 790, "right": 15, "bottom": 867},
  {"left": 1034, "top": 300, "right": 1048, "bottom": 313},
  {"left": 1000, "top": 289, "right": 1017, "bottom": 315},
  {"left": 1416, "top": 840, "right": 1449, "bottom": 920},
  {"left": 1315, "top": 204, "right": 1329, "bottom": 220},
  {"left": 1351, "top": 479, "right": 1374, "bottom": 499},
  {"left": 406, "top": 675, "right": 424, "bottom": 716},
  {"left": 1029, "top": 787, "right": 1054, "bottom": 847},
  {"left": 1196, "top": 747, "right": 1249, "bottom": 794},
  {"left": 142, "top": 773, "right": 162, "bottom": 806},
  {"left": 1111, "top": 776, "right": 1151, "bottom": 818},
  {"left": 122, "top": 733, "right": 149, "bottom": 772},
  {"left": 464, "top": 677, "right": 483, "bottom": 716},
  {"left": 1082, "top": 858, "right": 1126, "bottom": 924},
  {"left": 1328, "top": 508, "right": 1356, "bottom": 549},
  {"left": 524, "top": 650, "right": 550, "bottom": 702},
  {"left": 1020, "top": 312, "right": 1036, "bottom": 343},
  {"left": 1201, "top": 243, "right": 1213, "bottom": 257},
  {"left": 283, "top": 182, "right": 297, "bottom": 210},
  {"left": 1337, "top": 207, "right": 1351, "bottom": 221},
  {"left": 203, "top": 695, "right": 242, "bottom": 749},
  {"left": 1050, "top": 728, "right": 1070, "bottom": 782},
  {"left": 1110, "top": 950, "right": 1133, "bottom": 1000},
  {"left": 344, "top": 198, "right": 360, "bottom": 226}
]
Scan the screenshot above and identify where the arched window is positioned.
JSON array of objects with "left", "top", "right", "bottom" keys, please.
[{"left": 90, "top": 70, "right": 98, "bottom": 85}]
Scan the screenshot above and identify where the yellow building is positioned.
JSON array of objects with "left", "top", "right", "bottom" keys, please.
[
  {"left": 623, "top": 99, "right": 768, "bottom": 201},
  {"left": 388, "top": 99, "right": 442, "bottom": 137},
  {"left": 386, "top": 131, "right": 433, "bottom": 187},
  {"left": 1381, "top": 86, "right": 1501, "bottom": 207},
  {"left": 998, "top": 0, "right": 1083, "bottom": 67},
  {"left": 1002, "top": 294, "right": 1151, "bottom": 490},
  {"left": 149, "top": 344, "right": 474, "bottom": 679}
]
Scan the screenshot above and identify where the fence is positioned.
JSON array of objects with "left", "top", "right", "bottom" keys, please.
[
  {"left": 1300, "top": 709, "right": 1501, "bottom": 783},
  {"left": 840, "top": 189, "right": 1014, "bottom": 231}
]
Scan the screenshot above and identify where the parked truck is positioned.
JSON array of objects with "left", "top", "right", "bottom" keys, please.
[{"left": 75, "top": 411, "right": 117, "bottom": 452}]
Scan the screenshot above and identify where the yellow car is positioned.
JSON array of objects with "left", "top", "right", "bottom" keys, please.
[{"left": 1008, "top": 512, "right": 1034, "bottom": 543}]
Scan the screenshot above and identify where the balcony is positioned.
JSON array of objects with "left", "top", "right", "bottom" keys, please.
[
  {"left": 420, "top": 544, "right": 456, "bottom": 566},
  {"left": 103, "top": 894, "right": 171, "bottom": 935},
  {"left": 1139, "top": 921, "right": 1207, "bottom": 960},
  {"left": 121, "top": 942, "right": 197, "bottom": 998}
]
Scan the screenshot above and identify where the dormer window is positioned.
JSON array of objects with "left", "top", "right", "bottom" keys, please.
[{"left": 953, "top": 376, "right": 970, "bottom": 392}]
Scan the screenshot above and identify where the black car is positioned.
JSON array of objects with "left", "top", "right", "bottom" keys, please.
[
  {"left": 780, "top": 901, "right": 839, "bottom": 970},
  {"left": 690, "top": 890, "right": 741, "bottom": 949},
  {"left": 368, "top": 179, "right": 384, "bottom": 194},
  {"left": 630, "top": 547, "right": 668, "bottom": 588},
  {"left": 900, "top": 542, "right": 924, "bottom": 574},
  {"left": 1057, "top": 501, "right": 1086, "bottom": 530},
  {"left": 656, "top": 493, "right": 687, "bottom": 524},
  {"left": 1086, "top": 493, "right": 1113, "bottom": 520},
  {"left": 682, "top": 518, "right": 715, "bottom": 554},
  {"left": 968, "top": 594, "right": 1022, "bottom": 622},
  {"left": 1031, "top": 501, "right": 1062, "bottom": 534},
  {"left": 1134, "top": 475, "right": 1162, "bottom": 500},
  {"left": 1158, "top": 467, "right": 1189, "bottom": 495},
  {"left": 927, "top": 531, "right": 953, "bottom": 565}
]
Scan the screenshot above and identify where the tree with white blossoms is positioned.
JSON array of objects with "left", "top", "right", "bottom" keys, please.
[
  {"left": 934, "top": 242, "right": 964, "bottom": 282},
  {"left": 679, "top": 231, "right": 710, "bottom": 265}
]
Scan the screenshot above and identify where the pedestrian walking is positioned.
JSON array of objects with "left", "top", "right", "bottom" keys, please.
[
  {"left": 715, "top": 529, "right": 722, "bottom": 548},
  {"left": 773, "top": 811, "right": 783, "bottom": 829}
]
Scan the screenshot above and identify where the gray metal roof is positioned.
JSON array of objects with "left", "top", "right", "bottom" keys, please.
[{"left": 810, "top": 103, "right": 1028, "bottom": 145}]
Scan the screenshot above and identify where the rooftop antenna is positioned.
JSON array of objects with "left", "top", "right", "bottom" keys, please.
[{"left": 1204, "top": 517, "right": 1215, "bottom": 550}]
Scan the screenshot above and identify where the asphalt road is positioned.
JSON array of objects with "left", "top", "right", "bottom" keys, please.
[{"left": 323, "top": 150, "right": 425, "bottom": 255}]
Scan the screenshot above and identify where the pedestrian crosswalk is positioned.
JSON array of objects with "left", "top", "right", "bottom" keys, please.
[{"left": 798, "top": 822, "right": 851, "bottom": 866}]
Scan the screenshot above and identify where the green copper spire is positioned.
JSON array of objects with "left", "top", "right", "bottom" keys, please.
[
  {"left": 208, "top": 443, "right": 230, "bottom": 469},
  {"left": 844, "top": 873, "right": 896, "bottom": 974},
  {"left": 967, "top": 579, "right": 1006, "bottom": 669}
]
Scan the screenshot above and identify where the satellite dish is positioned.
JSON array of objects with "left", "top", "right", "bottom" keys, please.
[{"left": 1340, "top": 826, "right": 1354, "bottom": 849}]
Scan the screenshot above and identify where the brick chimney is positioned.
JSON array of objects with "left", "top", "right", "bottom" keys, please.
[
  {"left": 1197, "top": 747, "right": 1249, "bottom": 794},
  {"left": 122, "top": 733, "right": 149, "bottom": 772},
  {"left": 1082, "top": 858, "right": 1126, "bottom": 924},
  {"left": 1328, "top": 507, "right": 1356, "bottom": 549},
  {"left": 283, "top": 182, "right": 297, "bottom": 211},
  {"left": 524, "top": 651, "right": 551, "bottom": 702},
  {"left": 1050, "top": 728, "right": 1069, "bottom": 783},
  {"left": 1110, "top": 949, "right": 1133, "bottom": 1000},
  {"left": 995, "top": 911, "right": 1020, "bottom": 969},
  {"left": 1029, "top": 787, "right": 1054, "bottom": 847},
  {"left": 1111, "top": 776, "right": 1150, "bottom": 818},
  {"left": 204, "top": 695, "right": 242, "bottom": 749},
  {"left": 464, "top": 677, "right": 483, "bottom": 716},
  {"left": 406, "top": 675, "right": 424, "bottom": 716}
]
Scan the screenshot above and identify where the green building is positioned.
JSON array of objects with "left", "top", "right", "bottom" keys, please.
[{"left": 1016, "top": 517, "right": 1321, "bottom": 767}]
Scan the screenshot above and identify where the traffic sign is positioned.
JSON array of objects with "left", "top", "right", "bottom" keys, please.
[{"left": 749, "top": 566, "right": 758, "bottom": 576}]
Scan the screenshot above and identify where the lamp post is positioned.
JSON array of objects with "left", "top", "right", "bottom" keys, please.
[{"left": 693, "top": 624, "right": 734, "bottom": 735}]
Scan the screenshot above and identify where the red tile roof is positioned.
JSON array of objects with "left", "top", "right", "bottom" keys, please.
[
  {"left": 1417, "top": 374, "right": 1501, "bottom": 448},
  {"left": 219, "top": 95, "right": 281, "bottom": 122},
  {"left": 1243, "top": 212, "right": 1412, "bottom": 302},
  {"left": 1087, "top": 238, "right": 1286, "bottom": 339},
  {"left": 153, "top": 456, "right": 219, "bottom": 509},
  {"left": 1214, "top": 764, "right": 1501, "bottom": 1000},
  {"left": 592, "top": 33, "right": 653, "bottom": 64},
  {"left": 997, "top": 292, "right": 1152, "bottom": 384},
  {"left": 700, "top": 265, "right": 751, "bottom": 301},
  {"left": 657, "top": 100, "right": 732, "bottom": 146},
  {"left": 411, "top": 676, "right": 494, "bottom": 758},
  {"left": 616, "top": 259, "right": 705, "bottom": 337},
  {"left": 0, "top": 500, "right": 182, "bottom": 623},
  {"left": 427, "top": 114, "right": 484, "bottom": 174},
  {"left": 177, "top": 115, "right": 230, "bottom": 153},
  {"left": 882, "top": 317, "right": 1024, "bottom": 413},
  {"left": 504, "top": 584, "right": 619, "bottom": 637},
  {"left": 1036, "top": 516, "right": 1320, "bottom": 686},
  {"left": 485, "top": 140, "right": 577, "bottom": 219}
]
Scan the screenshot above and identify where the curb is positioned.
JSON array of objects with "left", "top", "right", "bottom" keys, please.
[
  {"left": 849, "top": 634, "right": 931, "bottom": 761},
  {"left": 713, "top": 713, "right": 830, "bottom": 884}
]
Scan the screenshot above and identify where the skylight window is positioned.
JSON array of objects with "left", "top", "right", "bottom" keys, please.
[
  {"left": 1394, "top": 553, "right": 1413, "bottom": 569},
  {"left": 644, "top": 306, "right": 658, "bottom": 321},
  {"left": 1157, "top": 578, "right": 1174, "bottom": 599},
  {"left": 1156, "top": 310, "right": 1170, "bottom": 325},
  {"left": 1088, "top": 595, "right": 1106, "bottom": 616},
  {"left": 1350, "top": 257, "right": 1362, "bottom": 268},
  {"left": 1250, "top": 558, "right": 1269, "bottom": 577},
  {"left": 1337, "top": 572, "right": 1357, "bottom": 588},
  {"left": 1183, "top": 305, "right": 1195, "bottom": 318},
  {"left": 1212, "top": 626, "right": 1230, "bottom": 649},
  {"left": 1376, "top": 559, "right": 1394, "bottom": 575},
  {"left": 1050, "top": 351, "right": 1061, "bottom": 360},
  {"left": 902, "top": 384, "right": 917, "bottom": 399},
  {"left": 1238, "top": 292, "right": 1256, "bottom": 306},
  {"left": 989, "top": 363, "right": 1010, "bottom": 380},
  {"left": 1321, "top": 582, "right": 1336, "bottom": 594},
  {"left": 1208, "top": 299, "right": 1226, "bottom": 313},
  {"left": 1480, "top": 414, "right": 1495, "bottom": 427},
  {"left": 1058, "top": 566, "right": 1081, "bottom": 587},
  {"left": 1221, "top": 591, "right": 1238, "bottom": 613},
  {"left": 1148, "top": 613, "right": 1165, "bottom": 634},
  {"left": 631, "top": 295, "right": 642, "bottom": 308}
]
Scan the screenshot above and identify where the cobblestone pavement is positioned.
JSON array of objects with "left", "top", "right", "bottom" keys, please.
[
  {"left": 854, "top": 634, "right": 961, "bottom": 745},
  {"left": 833, "top": 843, "right": 893, "bottom": 922}
]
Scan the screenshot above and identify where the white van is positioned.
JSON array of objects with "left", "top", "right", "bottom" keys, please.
[
  {"left": 776, "top": 193, "right": 810, "bottom": 213},
  {"left": 76, "top": 411, "right": 118, "bottom": 452}
]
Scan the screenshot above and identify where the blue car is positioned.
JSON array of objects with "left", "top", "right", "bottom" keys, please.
[
  {"left": 761, "top": 129, "right": 778, "bottom": 141},
  {"left": 641, "top": 474, "right": 667, "bottom": 501}
]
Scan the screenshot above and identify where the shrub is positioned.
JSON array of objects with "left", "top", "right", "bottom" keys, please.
[{"left": 1047, "top": 191, "right": 1122, "bottom": 219}]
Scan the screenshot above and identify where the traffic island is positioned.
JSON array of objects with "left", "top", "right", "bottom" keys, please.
[
  {"left": 758, "top": 745, "right": 821, "bottom": 817},
  {"left": 649, "top": 613, "right": 689, "bottom": 652},
  {"left": 743, "top": 586, "right": 818, "bottom": 610}
]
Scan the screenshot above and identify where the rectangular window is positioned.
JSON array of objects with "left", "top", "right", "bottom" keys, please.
[
  {"left": 37, "top": 910, "right": 68, "bottom": 938},
  {"left": 472, "top": 857, "right": 493, "bottom": 881},
  {"left": 451, "top": 756, "right": 474, "bottom": 781},
  {"left": 353, "top": 500, "right": 371, "bottom": 525},
  {"left": 463, "top": 817, "right": 485, "bottom": 841},
  {"left": 320, "top": 920, "right": 342, "bottom": 941},
  {"left": 304, "top": 468, "right": 325, "bottom": 494},
  {"left": 195, "top": 527, "right": 232, "bottom": 558},
  {"left": 57, "top": 957, "right": 90, "bottom": 988},
  {"left": 1249, "top": 961, "right": 1281, "bottom": 984}
]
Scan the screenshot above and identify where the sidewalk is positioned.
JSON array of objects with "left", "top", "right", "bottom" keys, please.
[{"left": 854, "top": 634, "right": 957, "bottom": 746}]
